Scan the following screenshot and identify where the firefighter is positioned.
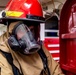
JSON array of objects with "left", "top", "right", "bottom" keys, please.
[{"left": 0, "top": 0, "right": 64, "bottom": 75}]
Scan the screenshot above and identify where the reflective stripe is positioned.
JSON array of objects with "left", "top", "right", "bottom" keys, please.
[
  {"left": 49, "top": 50, "right": 59, "bottom": 53},
  {"left": 6, "top": 11, "right": 23, "bottom": 17},
  {"left": 53, "top": 57, "right": 59, "bottom": 60},
  {"left": 48, "top": 44, "right": 59, "bottom": 47}
]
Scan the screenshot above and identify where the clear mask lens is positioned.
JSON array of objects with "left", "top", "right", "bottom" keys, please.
[{"left": 15, "top": 24, "right": 40, "bottom": 54}]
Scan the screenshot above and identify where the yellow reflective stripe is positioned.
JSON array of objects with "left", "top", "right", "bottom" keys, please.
[{"left": 6, "top": 11, "right": 23, "bottom": 17}]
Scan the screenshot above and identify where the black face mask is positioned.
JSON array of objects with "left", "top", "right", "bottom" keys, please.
[{"left": 8, "top": 22, "right": 41, "bottom": 54}]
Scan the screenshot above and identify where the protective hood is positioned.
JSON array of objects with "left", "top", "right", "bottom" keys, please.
[{"left": 0, "top": 32, "right": 10, "bottom": 52}]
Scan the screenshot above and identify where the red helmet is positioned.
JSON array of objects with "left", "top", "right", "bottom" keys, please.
[{"left": 1, "top": 0, "right": 45, "bottom": 23}]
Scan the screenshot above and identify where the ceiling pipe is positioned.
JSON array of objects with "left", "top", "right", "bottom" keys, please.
[
  {"left": 52, "top": 0, "right": 55, "bottom": 10},
  {"left": 42, "top": 0, "right": 64, "bottom": 6}
]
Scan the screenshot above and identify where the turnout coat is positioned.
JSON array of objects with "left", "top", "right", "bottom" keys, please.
[{"left": 0, "top": 33, "right": 64, "bottom": 75}]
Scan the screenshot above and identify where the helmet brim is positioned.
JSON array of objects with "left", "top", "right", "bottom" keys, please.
[{"left": 1, "top": 17, "right": 45, "bottom": 25}]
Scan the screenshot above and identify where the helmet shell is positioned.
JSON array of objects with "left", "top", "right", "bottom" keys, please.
[{"left": 2, "top": 0, "right": 45, "bottom": 23}]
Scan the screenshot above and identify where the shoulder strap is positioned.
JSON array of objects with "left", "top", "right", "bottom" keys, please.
[
  {"left": 0, "top": 50, "right": 21, "bottom": 75},
  {"left": 38, "top": 48, "right": 50, "bottom": 75}
]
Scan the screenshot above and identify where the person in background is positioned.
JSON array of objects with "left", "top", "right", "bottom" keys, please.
[{"left": 0, "top": 0, "right": 64, "bottom": 75}]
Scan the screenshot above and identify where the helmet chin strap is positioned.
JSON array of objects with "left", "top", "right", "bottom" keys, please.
[{"left": 6, "top": 21, "right": 10, "bottom": 39}]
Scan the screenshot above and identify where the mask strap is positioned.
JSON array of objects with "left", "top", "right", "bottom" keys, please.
[{"left": 25, "top": 24, "right": 31, "bottom": 32}]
